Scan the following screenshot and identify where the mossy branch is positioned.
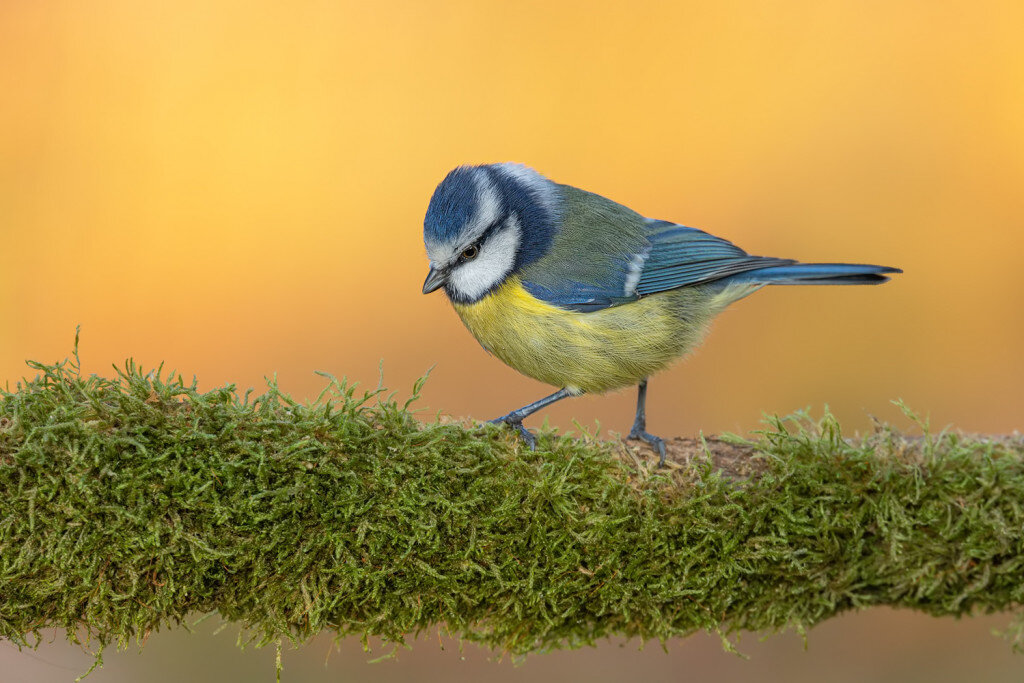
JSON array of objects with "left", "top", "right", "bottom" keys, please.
[{"left": 2, "top": 352, "right": 1024, "bottom": 659}]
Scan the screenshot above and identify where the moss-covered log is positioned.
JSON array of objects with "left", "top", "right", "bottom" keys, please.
[{"left": 1, "top": 352, "right": 1023, "bottom": 657}]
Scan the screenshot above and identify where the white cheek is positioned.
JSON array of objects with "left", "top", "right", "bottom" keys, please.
[{"left": 448, "top": 223, "right": 520, "bottom": 301}]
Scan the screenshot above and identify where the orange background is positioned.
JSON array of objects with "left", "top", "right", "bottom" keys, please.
[{"left": 2, "top": 1, "right": 1023, "bottom": 681}]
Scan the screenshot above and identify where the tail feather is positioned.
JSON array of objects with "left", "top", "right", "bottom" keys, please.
[{"left": 724, "top": 262, "right": 902, "bottom": 286}]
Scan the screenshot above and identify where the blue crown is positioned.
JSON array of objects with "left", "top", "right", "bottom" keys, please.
[
  {"left": 423, "top": 166, "right": 482, "bottom": 245},
  {"left": 423, "top": 164, "right": 560, "bottom": 270}
]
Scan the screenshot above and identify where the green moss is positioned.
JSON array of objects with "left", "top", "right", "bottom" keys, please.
[{"left": 1, "top": 349, "right": 1023, "bottom": 659}]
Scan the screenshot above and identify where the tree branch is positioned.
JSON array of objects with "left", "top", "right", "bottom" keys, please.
[{"left": 2, "top": 355, "right": 1023, "bottom": 658}]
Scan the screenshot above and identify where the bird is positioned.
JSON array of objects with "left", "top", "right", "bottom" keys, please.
[{"left": 421, "top": 163, "right": 900, "bottom": 465}]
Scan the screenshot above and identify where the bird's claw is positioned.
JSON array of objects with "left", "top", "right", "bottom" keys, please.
[
  {"left": 488, "top": 415, "right": 537, "bottom": 450},
  {"left": 628, "top": 428, "right": 667, "bottom": 467}
]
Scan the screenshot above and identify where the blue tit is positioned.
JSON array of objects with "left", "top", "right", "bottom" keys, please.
[{"left": 421, "top": 163, "right": 901, "bottom": 464}]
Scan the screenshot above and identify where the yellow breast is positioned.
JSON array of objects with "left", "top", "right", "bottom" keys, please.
[{"left": 452, "top": 277, "right": 722, "bottom": 393}]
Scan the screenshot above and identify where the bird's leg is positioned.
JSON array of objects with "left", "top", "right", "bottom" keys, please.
[
  {"left": 488, "top": 388, "right": 577, "bottom": 450},
  {"left": 627, "top": 378, "right": 667, "bottom": 466}
]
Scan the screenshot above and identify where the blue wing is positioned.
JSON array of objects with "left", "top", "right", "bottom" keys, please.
[
  {"left": 517, "top": 188, "right": 898, "bottom": 312},
  {"left": 632, "top": 220, "right": 794, "bottom": 297},
  {"left": 520, "top": 209, "right": 791, "bottom": 312}
]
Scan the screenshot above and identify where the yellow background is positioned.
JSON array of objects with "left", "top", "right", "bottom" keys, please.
[{"left": 2, "top": 1, "right": 1023, "bottom": 681}]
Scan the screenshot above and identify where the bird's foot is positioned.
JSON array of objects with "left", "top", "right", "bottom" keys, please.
[
  {"left": 627, "top": 428, "right": 667, "bottom": 467},
  {"left": 488, "top": 414, "right": 537, "bottom": 450}
]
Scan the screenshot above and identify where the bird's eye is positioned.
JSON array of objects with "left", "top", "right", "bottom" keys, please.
[{"left": 461, "top": 245, "right": 479, "bottom": 261}]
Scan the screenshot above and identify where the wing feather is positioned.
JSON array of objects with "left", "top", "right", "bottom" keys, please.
[{"left": 518, "top": 191, "right": 788, "bottom": 311}]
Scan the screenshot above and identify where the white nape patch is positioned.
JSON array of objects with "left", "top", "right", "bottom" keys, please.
[
  {"left": 623, "top": 246, "right": 650, "bottom": 296},
  {"left": 494, "top": 163, "right": 560, "bottom": 219},
  {"left": 448, "top": 217, "right": 522, "bottom": 302}
]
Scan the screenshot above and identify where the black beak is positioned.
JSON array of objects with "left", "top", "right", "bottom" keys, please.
[{"left": 422, "top": 268, "right": 446, "bottom": 294}]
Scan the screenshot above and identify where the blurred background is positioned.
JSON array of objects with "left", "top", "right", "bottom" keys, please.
[{"left": 2, "top": 0, "right": 1022, "bottom": 680}]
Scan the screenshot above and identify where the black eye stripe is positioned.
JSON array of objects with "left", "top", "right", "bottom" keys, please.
[
  {"left": 452, "top": 215, "right": 509, "bottom": 265},
  {"left": 478, "top": 217, "right": 505, "bottom": 242},
  {"left": 456, "top": 217, "right": 505, "bottom": 262}
]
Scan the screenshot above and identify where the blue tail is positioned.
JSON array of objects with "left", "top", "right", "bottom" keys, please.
[{"left": 725, "top": 262, "right": 902, "bottom": 286}]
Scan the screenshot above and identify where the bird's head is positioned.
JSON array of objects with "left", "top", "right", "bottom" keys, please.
[{"left": 422, "top": 163, "right": 561, "bottom": 303}]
